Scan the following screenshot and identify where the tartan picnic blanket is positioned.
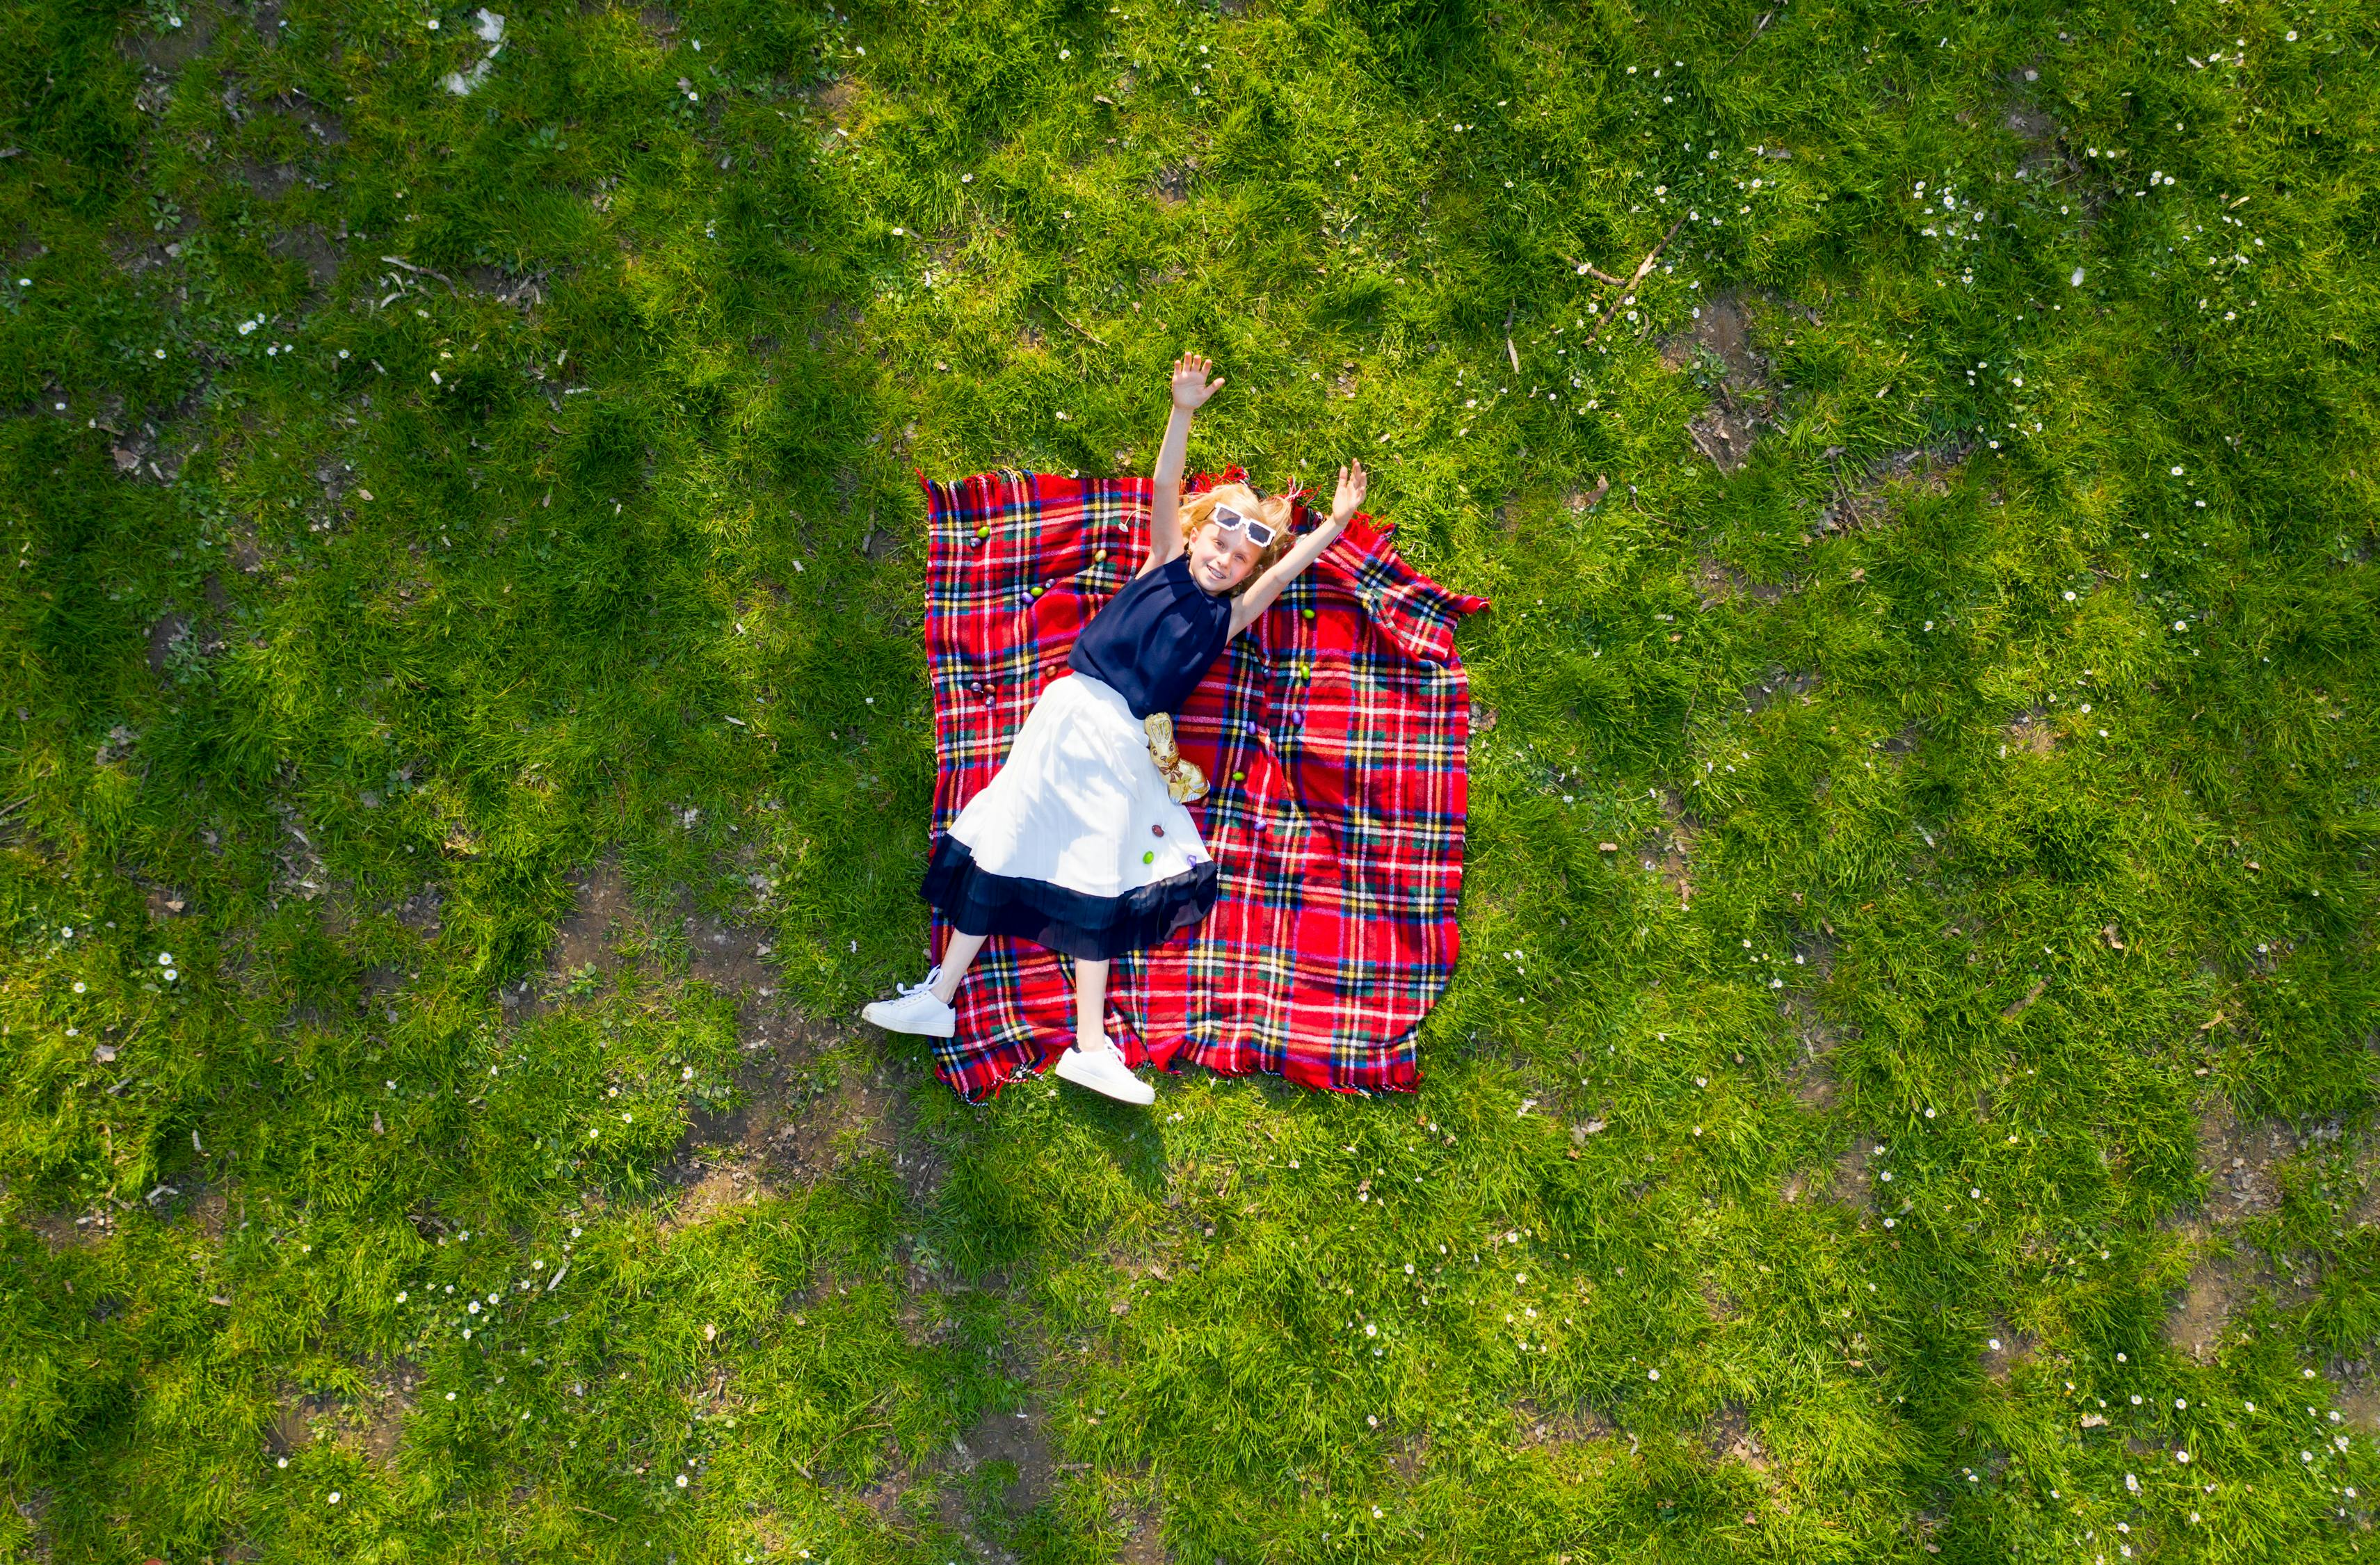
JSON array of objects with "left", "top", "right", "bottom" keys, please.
[{"left": 918, "top": 467, "right": 1487, "bottom": 1100}]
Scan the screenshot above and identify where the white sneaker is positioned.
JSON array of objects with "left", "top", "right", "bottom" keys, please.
[
  {"left": 861, "top": 968, "right": 955, "bottom": 1038},
  {"left": 1052, "top": 1038, "right": 1155, "bottom": 1106}
]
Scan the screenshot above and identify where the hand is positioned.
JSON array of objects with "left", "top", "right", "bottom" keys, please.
[
  {"left": 1328, "top": 458, "right": 1368, "bottom": 526},
  {"left": 1170, "top": 351, "right": 1224, "bottom": 410}
]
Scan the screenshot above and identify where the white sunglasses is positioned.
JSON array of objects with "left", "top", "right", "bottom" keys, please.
[{"left": 1210, "top": 502, "right": 1278, "bottom": 548}]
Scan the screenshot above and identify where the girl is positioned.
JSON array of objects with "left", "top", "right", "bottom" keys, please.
[{"left": 864, "top": 353, "right": 1369, "bottom": 1105}]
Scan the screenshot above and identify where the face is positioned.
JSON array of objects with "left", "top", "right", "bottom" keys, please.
[{"left": 1187, "top": 517, "right": 1262, "bottom": 594}]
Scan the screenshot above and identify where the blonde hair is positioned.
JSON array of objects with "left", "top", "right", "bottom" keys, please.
[{"left": 1178, "top": 482, "right": 1296, "bottom": 595}]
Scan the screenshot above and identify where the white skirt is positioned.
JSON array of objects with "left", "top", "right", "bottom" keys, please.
[{"left": 924, "top": 675, "right": 1219, "bottom": 959}]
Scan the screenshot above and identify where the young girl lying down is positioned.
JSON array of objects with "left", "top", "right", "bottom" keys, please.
[{"left": 863, "top": 353, "right": 1368, "bottom": 1105}]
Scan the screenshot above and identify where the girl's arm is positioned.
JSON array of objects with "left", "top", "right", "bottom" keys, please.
[
  {"left": 1143, "top": 352, "right": 1223, "bottom": 577},
  {"left": 1228, "top": 459, "right": 1367, "bottom": 636}
]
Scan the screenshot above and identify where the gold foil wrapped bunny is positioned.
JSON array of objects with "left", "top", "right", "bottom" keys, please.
[{"left": 1143, "top": 713, "right": 1209, "bottom": 804}]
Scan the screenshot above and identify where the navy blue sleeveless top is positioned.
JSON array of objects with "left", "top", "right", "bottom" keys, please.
[{"left": 1070, "top": 554, "right": 1233, "bottom": 719}]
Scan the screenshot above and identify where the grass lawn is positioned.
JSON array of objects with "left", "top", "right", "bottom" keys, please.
[{"left": 3, "top": 0, "right": 2377, "bottom": 1557}]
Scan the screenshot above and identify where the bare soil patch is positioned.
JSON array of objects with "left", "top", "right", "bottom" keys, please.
[
  {"left": 1515, "top": 1399, "right": 1616, "bottom": 1449},
  {"left": 855, "top": 1458, "right": 913, "bottom": 1523},
  {"left": 1980, "top": 1324, "right": 2035, "bottom": 1382},
  {"left": 120, "top": 9, "right": 218, "bottom": 72},
  {"left": 811, "top": 77, "right": 861, "bottom": 127},
  {"left": 2004, "top": 104, "right": 2056, "bottom": 146},
  {"left": 1703, "top": 1401, "right": 1769, "bottom": 1470},
  {"left": 1152, "top": 161, "right": 1195, "bottom": 206},
  {"left": 1632, "top": 789, "right": 1699, "bottom": 911},
  {"left": 660, "top": 1046, "right": 914, "bottom": 1215},
  {"left": 1816, "top": 440, "right": 1970, "bottom": 536},
  {"left": 2007, "top": 711, "right": 2058, "bottom": 757},
  {"left": 681, "top": 905, "right": 779, "bottom": 996},
  {"left": 952, "top": 1399, "right": 1057, "bottom": 1514},
  {"left": 1670, "top": 293, "right": 1764, "bottom": 386},
  {"left": 267, "top": 225, "right": 343, "bottom": 292},
  {"left": 234, "top": 158, "right": 299, "bottom": 202},
  {"left": 849, "top": 1399, "right": 1063, "bottom": 1558},
  {"left": 1567, "top": 474, "right": 1609, "bottom": 513},
  {"left": 146, "top": 612, "right": 191, "bottom": 673},
  {"left": 657, "top": 1163, "right": 762, "bottom": 1233},
  {"left": 1687, "top": 406, "right": 1760, "bottom": 472},
  {"left": 1788, "top": 1016, "right": 1842, "bottom": 1114},
  {"left": 269, "top": 1360, "right": 417, "bottom": 1468},
  {"left": 1832, "top": 1137, "right": 1878, "bottom": 1210},
  {"left": 2163, "top": 1103, "right": 2330, "bottom": 1359},
  {"left": 2192, "top": 1100, "right": 2300, "bottom": 1220},
  {"left": 2001, "top": 68, "right": 2065, "bottom": 176},
  {"left": 1740, "top": 670, "right": 1816, "bottom": 714},
  {"left": 24, "top": 1209, "right": 110, "bottom": 1253},
  {"left": 1117, "top": 1507, "right": 1173, "bottom": 1564},
  {"left": 269, "top": 802, "right": 331, "bottom": 906},
  {"left": 312, "top": 454, "right": 357, "bottom": 508},
  {"left": 13, "top": 1487, "right": 52, "bottom": 1561},
  {"left": 1694, "top": 558, "right": 1785, "bottom": 608},
  {"left": 2165, "top": 1233, "right": 2261, "bottom": 1363},
  {"left": 545, "top": 860, "right": 947, "bottom": 1214},
  {"left": 1660, "top": 294, "right": 1773, "bottom": 472},
  {"left": 389, "top": 883, "right": 444, "bottom": 938},
  {"left": 547, "top": 858, "right": 633, "bottom": 976},
  {"left": 2331, "top": 1367, "right": 2380, "bottom": 1434},
  {"left": 103, "top": 417, "right": 193, "bottom": 487}
]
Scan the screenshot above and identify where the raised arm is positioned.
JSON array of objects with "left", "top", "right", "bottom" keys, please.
[
  {"left": 1143, "top": 352, "right": 1223, "bottom": 576},
  {"left": 1228, "top": 459, "right": 1367, "bottom": 636}
]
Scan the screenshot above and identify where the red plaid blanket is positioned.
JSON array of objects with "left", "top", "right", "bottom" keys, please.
[{"left": 918, "top": 468, "right": 1486, "bottom": 1100}]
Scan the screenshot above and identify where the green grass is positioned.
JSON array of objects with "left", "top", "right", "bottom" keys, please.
[{"left": 1, "top": 0, "right": 2377, "bottom": 1557}]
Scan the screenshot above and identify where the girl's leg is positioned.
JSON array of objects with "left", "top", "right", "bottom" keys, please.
[
  {"left": 928, "top": 931, "right": 988, "bottom": 1005},
  {"left": 1072, "top": 958, "right": 1111, "bottom": 1051},
  {"left": 1049, "top": 956, "right": 1150, "bottom": 1102}
]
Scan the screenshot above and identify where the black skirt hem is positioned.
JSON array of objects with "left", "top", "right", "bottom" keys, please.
[{"left": 922, "top": 833, "right": 1218, "bottom": 961}]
